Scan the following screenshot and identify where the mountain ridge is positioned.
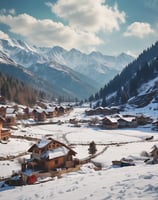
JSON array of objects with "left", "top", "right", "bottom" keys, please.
[{"left": 0, "top": 37, "right": 134, "bottom": 100}]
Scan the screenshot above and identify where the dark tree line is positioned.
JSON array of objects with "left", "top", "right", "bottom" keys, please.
[
  {"left": 88, "top": 41, "right": 158, "bottom": 107},
  {"left": 0, "top": 72, "right": 44, "bottom": 106}
]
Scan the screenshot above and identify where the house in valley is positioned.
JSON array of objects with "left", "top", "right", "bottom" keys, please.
[
  {"left": 45, "top": 107, "right": 58, "bottom": 118},
  {"left": 117, "top": 115, "right": 137, "bottom": 128},
  {"left": 32, "top": 108, "right": 46, "bottom": 122},
  {"left": 27, "top": 138, "right": 77, "bottom": 171},
  {"left": 136, "top": 114, "right": 153, "bottom": 125},
  {"left": 95, "top": 107, "right": 104, "bottom": 115},
  {"left": 102, "top": 116, "right": 118, "bottom": 129},
  {"left": 5, "top": 107, "right": 17, "bottom": 128},
  {"left": 102, "top": 107, "right": 118, "bottom": 115},
  {"left": 57, "top": 106, "right": 65, "bottom": 116},
  {"left": 85, "top": 106, "right": 119, "bottom": 116},
  {"left": 0, "top": 116, "right": 11, "bottom": 141},
  {"left": 85, "top": 109, "right": 95, "bottom": 116}
]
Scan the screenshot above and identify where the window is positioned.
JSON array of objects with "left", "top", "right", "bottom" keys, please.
[
  {"left": 34, "top": 149, "right": 39, "bottom": 154},
  {"left": 55, "top": 159, "right": 58, "bottom": 165}
]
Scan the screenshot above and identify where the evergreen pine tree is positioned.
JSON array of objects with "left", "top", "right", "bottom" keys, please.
[
  {"left": 101, "top": 97, "right": 107, "bottom": 107},
  {"left": 88, "top": 141, "right": 97, "bottom": 155}
]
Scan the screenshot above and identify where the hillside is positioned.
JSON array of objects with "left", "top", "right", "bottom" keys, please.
[
  {"left": 29, "top": 61, "right": 97, "bottom": 100},
  {"left": 92, "top": 41, "right": 158, "bottom": 108},
  {"left": 0, "top": 70, "right": 39, "bottom": 105}
]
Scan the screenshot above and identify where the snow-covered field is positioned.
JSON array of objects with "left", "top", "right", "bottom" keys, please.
[{"left": 0, "top": 106, "right": 158, "bottom": 200}]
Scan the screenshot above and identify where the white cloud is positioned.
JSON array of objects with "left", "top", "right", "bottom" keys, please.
[
  {"left": 0, "top": 1, "right": 126, "bottom": 53},
  {"left": 0, "top": 13, "right": 102, "bottom": 52},
  {"left": 124, "top": 22, "right": 154, "bottom": 38},
  {"left": 0, "top": 30, "right": 10, "bottom": 39},
  {"left": 46, "top": 0, "right": 126, "bottom": 32}
]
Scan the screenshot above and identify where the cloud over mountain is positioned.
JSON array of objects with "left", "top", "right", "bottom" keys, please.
[
  {"left": 0, "top": 13, "right": 102, "bottom": 52},
  {"left": 0, "top": 0, "right": 158, "bottom": 56},
  {"left": 124, "top": 22, "right": 154, "bottom": 38},
  {"left": 0, "top": 0, "right": 126, "bottom": 53}
]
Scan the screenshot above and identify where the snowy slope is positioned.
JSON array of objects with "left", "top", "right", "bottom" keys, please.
[
  {"left": 0, "top": 107, "right": 158, "bottom": 199},
  {"left": 29, "top": 61, "right": 98, "bottom": 99},
  {"left": 0, "top": 50, "right": 17, "bottom": 65},
  {"left": 127, "top": 75, "right": 158, "bottom": 109}
]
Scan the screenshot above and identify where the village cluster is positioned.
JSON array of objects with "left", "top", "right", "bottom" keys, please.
[
  {"left": 0, "top": 98, "right": 78, "bottom": 186},
  {"left": 85, "top": 106, "right": 158, "bottom": 130},
  {"left": 0, "top": 96, "right": 73, "bottom": 141},
  {"left": 0, "top": 97, "right": 158, "bottom": 188}
]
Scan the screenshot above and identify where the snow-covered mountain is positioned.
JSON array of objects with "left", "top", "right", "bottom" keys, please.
[
  {"left": 0, "top": 50, "right": 97, "bottom": 100},
  {"left": 0, "top": 38, "right": 134, "bottom": 87},
  {"left": 0, "top": 50, "right": 17, "bottom": 66},
  {"left": 29, "top": 61, "right": 98, "bottom": 99}
]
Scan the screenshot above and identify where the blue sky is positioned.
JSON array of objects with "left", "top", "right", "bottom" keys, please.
[{"left": 0, "top": 0, "right": 158, "bottom": 56}]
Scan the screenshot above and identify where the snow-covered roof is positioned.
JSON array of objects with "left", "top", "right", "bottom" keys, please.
[
  {"left": 6, "top": 107, "right": 15, "bottom": 114},
  {"left": 0, "top": 104, "right": 7, "bottom": 108},
  {"left": 114, "top": 114, "right": 136, "bottom": 122},
  {"left": 103, "top": 116, "right": 118, "bottom": 123},
  {"left": 36, "top": 139, "right": 50, "bottom": 148},
  {"left": 45, "top": 107, "right": 55, "bottom": 112},
  {"left": 41, "top": 146, "right": 69, "bottom": 160},
  {"left": 119, "top": 116, "right": 136, "bottom": 122},
  {"left": 34, "top": 108, "right": 45, "bottom": 113},
  {"left": 17, "top": 107, "right": 25, "bottom": 114}
]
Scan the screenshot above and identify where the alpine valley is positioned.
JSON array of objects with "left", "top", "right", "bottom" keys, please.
[{"left": 0, "top": 38, "right": 134, "bottom": 100}]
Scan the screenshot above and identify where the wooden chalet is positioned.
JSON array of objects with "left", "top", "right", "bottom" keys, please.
[
  {"left": 57, "top": 106, "right": 65, "bottom": 116},
  {"left": 117, "top": 115, "right": 137, "bottom": 128},
  {"left": 45, "top": 107, "right": 58, "bottom": 118},
  {"left": 32, "top": 108, "right": 46, "bottom": 121},
  {"left": 0, "top": 116, "right": 11, "bottom": 141},
  {"left": 5, "top": 107, "right": 17, "bottom": 128},
  {"left": 15, "top": 106, "right": 27, "bottom": 120},
  {"left": 64, "top": 105, "right": 73, "bottom": 113},
  {"left": 85, "top": 109, "right": 95, "bottom": 116},
  {"left": 102, "top": 107, "right": 118, "bottom": 115},
  {"left": 95, "top": 107, "right": 104, "bottom": 115},
  {"left": 85, "top": 107, "right": 119, "bottom": 116},
  {"left": 27, "top": 138, "right": 77, "bottom": 171},
  {"left": 136, "top": 114, "right": 153, "bottom": 125},
  {"left": 102, "top": 116, "right": 118, "bottom": 129}
]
